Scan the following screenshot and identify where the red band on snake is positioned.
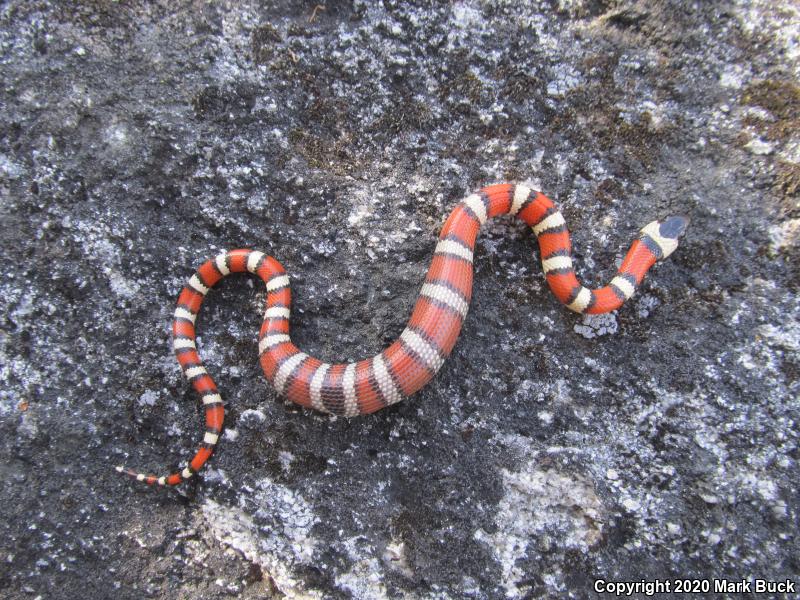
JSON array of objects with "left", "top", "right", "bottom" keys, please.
[{"left": 117, "top": 183, "right": 688, "bottom": 486}]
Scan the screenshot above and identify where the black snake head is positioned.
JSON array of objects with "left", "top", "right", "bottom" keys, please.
[{"left": 659, "top": 215, "right": 690, "bottom": 240}]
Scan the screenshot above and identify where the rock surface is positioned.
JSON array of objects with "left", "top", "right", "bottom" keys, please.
[{"left": 1, "top": 1, "right": 798, "bottom": 598}]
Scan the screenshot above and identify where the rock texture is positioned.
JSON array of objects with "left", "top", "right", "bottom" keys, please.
[{"left": 1, "top": 1, "right": 798, "bottom": 598}]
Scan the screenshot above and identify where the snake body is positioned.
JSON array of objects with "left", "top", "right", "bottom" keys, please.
[{"left": 118, "top": 183, "right": 688, "bottom": 486}]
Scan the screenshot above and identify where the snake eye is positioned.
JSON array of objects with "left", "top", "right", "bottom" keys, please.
[{"left": 659, "top": 215, "right": 690, "bottom": 239}]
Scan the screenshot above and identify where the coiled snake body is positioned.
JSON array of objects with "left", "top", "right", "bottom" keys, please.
[{"left": 118, "top": 183, "right": 688, "bottom": 486}]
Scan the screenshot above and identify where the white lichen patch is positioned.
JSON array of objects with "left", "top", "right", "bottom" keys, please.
[
  {"left": 278, "top": 450, "right": 294, "bottom": 473},
  {"left": 476, "top": 460, "right": 605, "bottom": 599},
  {"left": 102, "top": 121, "right": 129, "bottom": 151},
  {"left": 546, "top": 64, "right": 582, "bottom": 97},
  {"left": 636, "top": 294, "right": 661, "bottom": 319},
  {"left": 335, "top": 546, "right": 388, "bottom": 599},
  {"left": 202, "top": 477, "right": 321, "bottom": 599},
  {"left": 744, "top": 137, "right": 774, "bottom": 155},
  {"left": 719, "top": 64, "right": 749, "bottom": 89},
  {"left": 735, "top": 0, "right": 800, "bottom": 75},
  {"left": 574, "top": 311, "right": 618, "bottom": 338},
  {"left": 382, "top": 540, "right": 414, "bottom": 579},
  {"left": 238, "top": 408, "right": 267, "bottom": 426},
  {"left": 0, "top": 153, "right": 24, "bottom": 179},
  {"left": 137, "top": 390, "right": 159, "bottom": 407},
  {"left": 347, "top": 188, "right": 375, "bottom": 228},
  {"left": 71, "top": 218, "right": 141, "bottom": 299},
  {"left": 769, "top": 218, "right": 800, "bottom": 253}
]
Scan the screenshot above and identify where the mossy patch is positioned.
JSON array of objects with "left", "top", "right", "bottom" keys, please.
[
  {"left": 543, "top": 50, "right": 679, "bottom": 172},
  {"left": 499, "top": 69, "right": 543, "bottom": 104},
  {"left": 370, "top": 98, "right": 433, "bottom": 136},
  {"left": 192, "top": 83, "right": 257, "bottom": 120},
  {"left": 551, "top": 91, "right": 674, "bottom": 170},
  {"left": 775, "top": 161, "right": 800, "bottom": 217},
  {"left": 595, "top": 178, "right": 625, "bottom": 205},
  {"left": 742, "top": 80, "right": 800, "bottom": 208},
  {"left": 742, "top": 79, "right": 800, "bottom": 142},
  {"left": 436, "top": 48, "right": 485, "bottom": 103},
  {"left": 451, "top": 71, "right": 483, "bottom": 102},
  {"left": 288, "top": 128, "right": 355, "bottom": 175},
  {"left": 251, "top": 23, "right": 282, "bottom": 65}
]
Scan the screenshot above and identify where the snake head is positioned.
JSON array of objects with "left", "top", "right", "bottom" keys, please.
[
  {"left": 639, "top": 215, "right": 690, "bottom": 260},
  {"left": 659, "top": 215, "right": 690, "bottom": 240}
]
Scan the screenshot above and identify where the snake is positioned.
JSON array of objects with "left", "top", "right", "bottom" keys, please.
[{"left": 117, "top": 183, "right": 688, "bottom": 486}]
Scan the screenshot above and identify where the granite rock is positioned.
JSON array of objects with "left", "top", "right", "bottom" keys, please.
[{"left": 1, "top": 1, "right": 798, "bottom": 598}]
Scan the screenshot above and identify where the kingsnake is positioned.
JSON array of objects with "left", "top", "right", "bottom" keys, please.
[{"left": 118, "top": 183, "right": 688, "bottom": 486}]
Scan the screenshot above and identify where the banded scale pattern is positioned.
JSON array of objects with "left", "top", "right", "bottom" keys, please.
[{"left": 117, "top": 183, "right": 688, "bottom": 486}]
